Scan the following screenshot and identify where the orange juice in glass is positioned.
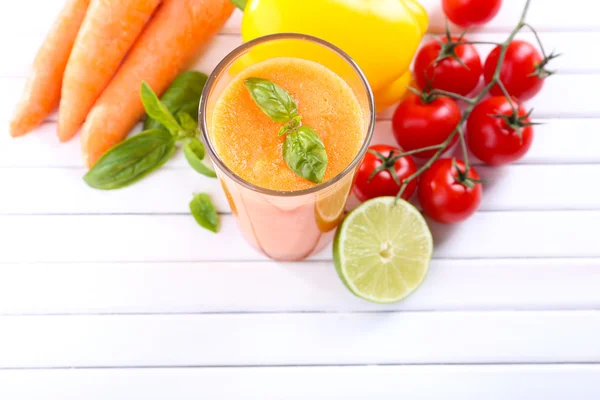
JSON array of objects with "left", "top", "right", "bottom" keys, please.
[{"left": 200, "top": 34, "right": 374, "bottom": 261}]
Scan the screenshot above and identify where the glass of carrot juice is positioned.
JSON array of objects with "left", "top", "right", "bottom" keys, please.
[{"left": 199, "top": 33, "right": 375, "bottom": 261}]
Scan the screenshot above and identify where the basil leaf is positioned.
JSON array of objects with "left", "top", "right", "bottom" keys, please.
[
  {"left": 244, "top": 77, "right": 298, "bottom": 123},
  {"left": 144, "top": 71, "right": 208, "bottom": 131},
  {"left": 84, "top": 129, "right": 176, "bottom": 190},
  {"left": 177, "top": 112, "right": 198, "bottom": 132},
  {"left": 282, "top": 126, "right": 328, "bottom": 184},
  {"left": 184, "top": 137, "right": 205, "bottom": 160},
  {"left": 189, "top": 193, "right": 219, "bottom": 233},
  {"left": 229, "top": 0, "right": 247, "bottom": 11},
  {"left": 183, "top": 139, "right": 217, "bottom": 178},
  {"left": 140, "top": 82, "right": 182, "bottom": 134}
]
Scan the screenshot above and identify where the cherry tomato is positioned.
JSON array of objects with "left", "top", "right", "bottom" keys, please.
[
  {"left": 467, "top": 96, "right": 534, "bottom": 166},
  {"left": 418, "top": 158, "right": 482, "bottom": 224},
  {"left": 442, "top": 0, "right": 502, "bottom": 27},
  {"left": 392, "top": 94, "right": 461, "bottom": 159},
  {"left": 414, "top": 37, "right": 483, "bottom": 96},
  {"left": 484, "top": 40, "right": 545, "bottom": 101},
  {"left": 353, "top": 144, "right": 418, "bottom": 202}
]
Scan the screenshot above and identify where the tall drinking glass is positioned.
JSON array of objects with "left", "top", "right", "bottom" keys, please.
[{"left": 199, "top": 33, "right": 375, "bottom": 261}]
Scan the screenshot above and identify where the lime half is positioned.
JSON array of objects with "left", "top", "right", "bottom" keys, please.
[{"left": 333, "top": 197, "right": 433, "bottom": 304}]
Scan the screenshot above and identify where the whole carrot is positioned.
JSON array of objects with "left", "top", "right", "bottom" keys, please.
[
  {"left": 81, "top": 0, "right": 234, "bottom": 167},
  {"left": 58, "top": 0, "right": 162, "bottom": 142},
  {"left": 10, "top": 0, "right": 90, "bottom": 137}
]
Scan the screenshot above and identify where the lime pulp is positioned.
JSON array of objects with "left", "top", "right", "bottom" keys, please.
[{"left": 333, "top": 197, "right": 433, "bottom": 304}]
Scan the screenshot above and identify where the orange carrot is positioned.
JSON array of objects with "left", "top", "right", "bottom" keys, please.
[
  {"left": 10, "top": 0, "right": 90, "bottom": 137},
  {"left": 81, "top": 0, "right": 234, "bottom": 167},
  {"left": 58, "top": 0, "right": 162, "bottom": 142}
]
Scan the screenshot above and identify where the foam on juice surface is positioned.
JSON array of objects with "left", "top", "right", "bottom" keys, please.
[{"left": 211, "top": 57, "right": 365, "bottom": 192}]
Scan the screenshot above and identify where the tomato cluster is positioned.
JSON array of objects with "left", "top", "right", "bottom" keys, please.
[{"left": 353, "top": 0, "right": 552, "bottom": 224}]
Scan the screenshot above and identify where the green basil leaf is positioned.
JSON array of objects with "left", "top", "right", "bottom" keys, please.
[
  {"left": 84, "top": 129, "right": 176, "bottom": 190},
  {"left": 184, "top": 137, "right": 205, "bottom": 160},
  {"left": 244, "top": 77, "right": 298, "bottom": 123},
  {"left": 282, "top": 126, "right": 328, "bottom": 184},
  {"left": 177, "top": 112, "right": 198, "bottom": 132},
  {"left": 189, "top": 193, "right": 219, "bottom": 233},
  {"left": 140, "top": 81, "right": 182, "bottom": 134},
  {"left": 229, "top": 0, "right": 247, "bottom": 11},
  {"left": 144, "top": 71, "right": 208, "bottom": 131},
  {"left": 183, "top": 139, "right": 217, "bottom": 178}
]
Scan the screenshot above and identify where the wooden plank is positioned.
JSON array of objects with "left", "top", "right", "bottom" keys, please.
[
  {"left": 377, "top": 74, "right": 600, "bottom": 119},
  {"left": 0, "top": 259, "right": 598, "bottom": 315},
  {"left": 0, "top": 311, "right": 599, "bottom": 367},
  {"left": 1, "top": 73, "right": 594, "bottom": 124},
  {"left": 5, "top": 0, "right": 598, "bottom": 36},
  {"left": 0, "top": 121, "right": 143, "bottom": 167},
  {"left": 0, "top": 167, "right": 230, "bottom": 214},
  {"left": 418, "top": 31, "right": 588, "bottom": 74},
  {"left": 0, "top": 31, "right": 585, "bottom": 78},
  {"left": 2, "top": 163, "right": 599, "bottom": 215},
  {"left": 373, "top": 119, "right": 600, "bottom": 165},
  {"left": 0, "top": 212, "right": 598, "bottom": 263},
  {"left": 1, "top": 117, "right": 598, "bottom": 168},
  {"left": 422, "top": 0, "right": 600, "bottom": 33},
  {"left": 0, "top": 365, "right": 599, "bottom": 400},
  {"left": 0, "top": 34, "right": 241, "bottom": 79}
]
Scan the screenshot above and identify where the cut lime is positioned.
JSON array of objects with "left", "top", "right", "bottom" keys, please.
[{"left": 333, "top": 197, "right": 433, "bottom": 304}]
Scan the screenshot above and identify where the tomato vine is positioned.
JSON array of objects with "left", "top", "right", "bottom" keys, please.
[{"left": 396, "top": 0, "right": 556, "bottom": 199}]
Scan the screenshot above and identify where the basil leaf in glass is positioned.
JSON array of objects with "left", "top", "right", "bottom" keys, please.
[
  {"left": 189, "top": 193, "right": 219, "bottom": 233},
  {"left": 244, "top": 77, "right": 298, "bottom": 122},
  {"left": 140, "top": 81, "right": 182, "bottom": 134},
  {"left": 183, "top": 138, "right": 217, "bottom": 178},
  {"left": 282, "top": 126, "right": 328, "bottom": 184},
  {"left": 243, "top": 77, "right": 328, "bottom": 183},
  {"left": 144, "top": 71, "right": 208, "bottom": 131},
  {"left": 84, "top": 129, "right": 176, "bottom": 190}
]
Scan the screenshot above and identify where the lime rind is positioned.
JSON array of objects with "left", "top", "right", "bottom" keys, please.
[{"left": 333, "top": 197, "right": 433, "bottom": 304}]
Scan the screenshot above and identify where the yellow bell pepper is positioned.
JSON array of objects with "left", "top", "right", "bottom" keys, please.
[{"left": 240, "top": 0, "right": 428, "bottom": 111}]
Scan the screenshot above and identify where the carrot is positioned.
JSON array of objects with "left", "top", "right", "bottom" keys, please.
[
  {"left": 80, "top": 0, "right": 234, "bottom": 167},
  {"left": 58, "top": 0, "right": 162, "bottom": 142},
  {"left": 10, "top": 0, "right": 90, "bottom": 137}
]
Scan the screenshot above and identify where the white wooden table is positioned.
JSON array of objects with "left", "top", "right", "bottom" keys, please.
[{"left": 1, "top": 0, "right": 600, "bottom": 398}]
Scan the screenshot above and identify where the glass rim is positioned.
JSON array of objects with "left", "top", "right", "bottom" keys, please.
[{"left": 199, "top": 32, "right": 376, "bottom": 197}]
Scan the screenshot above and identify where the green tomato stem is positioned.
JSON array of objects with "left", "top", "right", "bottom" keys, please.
[{"left": 428, "top": 89, "right": 477, "bottom": 104}]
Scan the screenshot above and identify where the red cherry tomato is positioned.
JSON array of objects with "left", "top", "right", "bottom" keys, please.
[
  {"left": 484, "top": 40, "right": 545, "bottom": 101},
  {"left": 392, "top": 94, "right": 461, "bottom": 159},
  {"left": 414, "top": 37, "right": 483, "bottom": 96},
  {"left": 353, "top": 144, "right": 418, "bottom": 202},
  {"left": 442, "top": 0, "right": 502, "bottom": 27},
  {"left": 418, "top": 158, "right": 482, "bottom": 224},
  {"left": 467, "top": 96, "right": 534, "bottom": 166}
]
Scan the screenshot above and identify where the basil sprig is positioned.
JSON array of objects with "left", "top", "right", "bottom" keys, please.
[
  {"left": 84, "top": 73, "right": 220, "bottom": 234},
  {"left": 244, "top": 77, "right": 328, "bottom": 183},
  {"left": 84, "top": 76, "right": 216, "bottom": 190}
]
